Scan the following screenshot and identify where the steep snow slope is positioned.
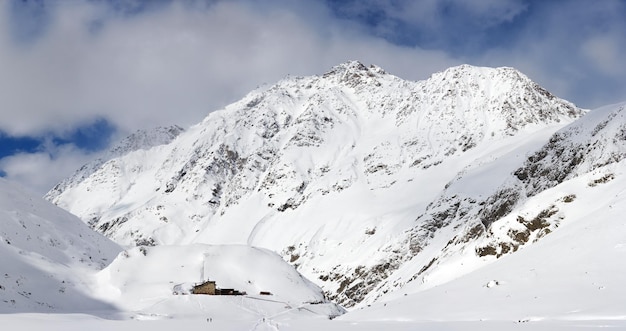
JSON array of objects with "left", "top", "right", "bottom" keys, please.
[
  {"left": 344, "top": 157, "right": 626, "bottom": 323},
  {"left": 47, "top": 61, "right": 585, "bottom": 307},
  {"left": 45, "top": 125, "right": 184, "bottom": 204},
  {"left": 352, "top": 101, "right": 626, "bottom": 306},
  {"left": 0, "top": 178, "right": 121, "bottom": 313}
]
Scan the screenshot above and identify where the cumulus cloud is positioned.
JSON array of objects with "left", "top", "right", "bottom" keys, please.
[
  {"left": 0, "top": 0, "right": 459, "bottom": 139},
  {"left": 0, "top": 0, "right": 463, "bottom": 194},
  {"left": 1, "top": 0, "right": 625, "bottom": 196},
  {"left": 0, "top": 140, "right": 99, "bottom": 195}
]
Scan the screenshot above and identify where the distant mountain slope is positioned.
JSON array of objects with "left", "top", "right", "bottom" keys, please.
[
  {"left": 0, "top": 178, "right": 121, "bottom": 313},
  {"left": 47, "top": 61, "right": 587, "bottom": 307},
  {"left": 45, "top": 125, "right": 184, "bottom": 202}
]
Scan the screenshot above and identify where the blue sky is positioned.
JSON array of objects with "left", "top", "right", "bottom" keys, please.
[{"left": 1, "top": 0, "right": 625, "bottom": 194}]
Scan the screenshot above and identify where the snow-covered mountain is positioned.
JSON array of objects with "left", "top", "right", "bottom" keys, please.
[
  {"left": 46, "top": 61, "right": 597, "bottom": 308},
  {"left": 46, "top": 125, "right": 184, "bottom": 203},
  {"left": 0, "top": 178, "right": 121, "bottom": 313}
]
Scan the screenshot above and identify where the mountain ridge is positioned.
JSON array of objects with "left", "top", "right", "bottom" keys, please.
[{"left": 46, "top": 61, "right": 592, "bottom": 307}]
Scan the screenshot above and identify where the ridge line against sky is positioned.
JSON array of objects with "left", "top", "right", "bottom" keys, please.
[{"left": 1, "top": 0, "right": 625, "bottom": 195}]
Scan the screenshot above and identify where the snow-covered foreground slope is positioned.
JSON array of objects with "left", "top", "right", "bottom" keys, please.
[
  {"left": 3, "top": 313, "right": 626, "bottom": 331},
  {"left": 4, "top": 204, "right": 626, "bottom": 331},
  {"left": 46, "top": 61, "right": 586, "bottom": 306},
  {"left": 0, "top": 178, "right": 121, "bottom": 313}
]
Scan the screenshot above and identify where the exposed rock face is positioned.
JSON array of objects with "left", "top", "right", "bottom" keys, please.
[
  {"left": 47, "top": 61, "right": 599, "bottom": 307},
  {"left": 514, "top": 104, "right": 626, "bottom": 195}
]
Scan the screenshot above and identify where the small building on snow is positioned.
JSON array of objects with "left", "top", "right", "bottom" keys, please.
[{"left": 191, "top": 280, "right": 217, "bottom": 295}]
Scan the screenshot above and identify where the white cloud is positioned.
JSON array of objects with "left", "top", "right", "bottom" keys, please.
[
  {"left": 0, "top": 0, "right": 462, "bottom": 193},
  {"left": 0, "top": 141, "right": 98, "bottom": 196},
  {"left": 1, "top": 0, "right": 625, "bottom": 195},
  {"left": 581, "top": 35, "right": 625, "bottom": 77},
  {"left": 0, "top": 0, "right": 459, "bottom": 139}
]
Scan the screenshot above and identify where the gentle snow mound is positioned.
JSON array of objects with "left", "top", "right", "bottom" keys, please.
[{"left": 95, "top": 244, "right": 344, "bottom": 318}]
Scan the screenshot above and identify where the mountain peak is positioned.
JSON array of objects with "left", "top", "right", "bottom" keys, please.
[
  {"left": 326, "top": 60, "right": 369, "bottom": 73},
  {"left": 322, "top": 60, "right": 387, "bottom": 85},
  {"left": 415, "top": 63, "right": 583, "bottom": 133}
]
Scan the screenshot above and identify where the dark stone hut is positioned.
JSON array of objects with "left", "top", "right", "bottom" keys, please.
[{"left": 192, "top": 280, "right": 216, "bottom": 295}]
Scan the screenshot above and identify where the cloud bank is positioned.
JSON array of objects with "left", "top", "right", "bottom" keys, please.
[
  {"left": 0, "top": 0, "right": 458, "bottom": 137},
  {"left": 0, "top": 0, "right": 625, "bottom": 194}
]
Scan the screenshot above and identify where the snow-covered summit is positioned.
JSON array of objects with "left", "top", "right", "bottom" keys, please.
[
  {"left": 46, "top": 62, "right": 589, "bottom": 307},
  {"left": 320, "top": 60, "right": 387, "bottom": 85}
]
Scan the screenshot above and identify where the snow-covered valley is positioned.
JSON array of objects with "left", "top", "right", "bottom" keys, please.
[{"left": 2, "top": 62, "right": 625, "bottom": 330}]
